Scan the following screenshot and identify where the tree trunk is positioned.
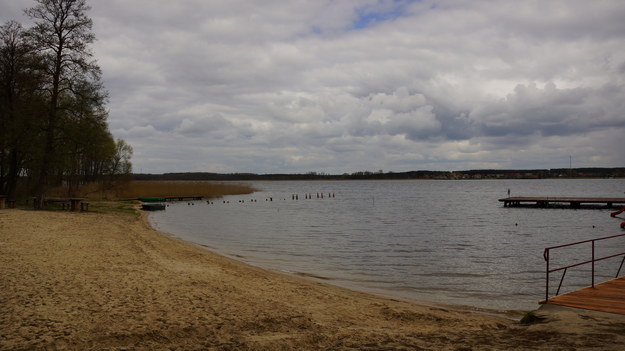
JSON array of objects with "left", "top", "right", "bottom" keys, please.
[
  {"left": 34, "top": 38, "right": 62, "bottom": 209},
  {"left": 5, "top": 148, "right": 20, "bottom": 200}
]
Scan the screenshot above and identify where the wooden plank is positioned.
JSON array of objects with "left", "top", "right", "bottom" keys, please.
[{"left": 544, "top": 276, "right": 625, "bottom": 315}]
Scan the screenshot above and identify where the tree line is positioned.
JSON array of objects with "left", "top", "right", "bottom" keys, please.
[
  {"left": 0, "top": 0, "right": 132, "bottom": 206},
  {"left": 133, "top": 167, "right": 625, "bottom": 181}
]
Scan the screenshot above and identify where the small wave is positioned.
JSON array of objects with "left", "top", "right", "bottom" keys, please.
[
  {"left": 392, "top": 248, "right": 433, "bottom": 253},
  {"left": 294, "top": 272, "right": 336, "bottom": 280},
  {"left": 388, "top": 285, "right": 460, "bottom": 293},
  {"left": 419, "top": 272, "right": 489, "bottom": 278}
]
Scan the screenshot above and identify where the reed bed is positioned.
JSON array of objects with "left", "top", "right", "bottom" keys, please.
[
  {"left": 48, "top": 181, "right": 256, "bottom": 200},
  {"left": 119, "top": 181, "right": 256, "bottom": 199}
]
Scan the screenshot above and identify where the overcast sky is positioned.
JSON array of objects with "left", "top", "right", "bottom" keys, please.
[{"left": 2, "top": 0, "right": 625, "bottom": 174}]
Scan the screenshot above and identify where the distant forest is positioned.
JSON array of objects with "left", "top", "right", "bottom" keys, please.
[{"left": 134, "top": 168, "right": 625, "bottom": 181}]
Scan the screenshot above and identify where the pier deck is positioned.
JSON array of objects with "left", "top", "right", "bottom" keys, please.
[
  {"left": 163, "top": 196, "right": 203, "bottom": 201},
  {"left": 499, "top": 197, "right": 625, "bottom": 208},
  {"left": 541, "top": 276, "right": 625, "bottom": 315},
  {"left": 136, "top": 196, "right": 203, "bottom": 202}
]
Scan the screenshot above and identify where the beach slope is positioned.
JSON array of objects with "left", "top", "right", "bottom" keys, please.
[{"left": 1, "top": 209, "right": 624, "bottom": 350}]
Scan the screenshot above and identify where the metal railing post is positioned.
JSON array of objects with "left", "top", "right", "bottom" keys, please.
[
  {"left": 556, "top": 268, "right": 567, "bottom": 296},
  {"left": 592, "top": 240, "right": 595, "bottom": 288},
  {"left": 617, "top": 256, "right": 625, "bottom": 278},
  {"left": 545, "top": 249, "right": 550, "bottom": 302}
]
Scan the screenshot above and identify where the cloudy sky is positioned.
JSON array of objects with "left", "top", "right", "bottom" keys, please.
[{"left": 2, "top": 0, "right": 625, "bottom": 174}]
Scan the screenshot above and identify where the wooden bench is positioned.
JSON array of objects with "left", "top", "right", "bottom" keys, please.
[
  {"left": 41, "top": 198, "right": 70, "bottom": 210},
  {"left": 32, "top": 198, "right": 85, "bottom": 211}
]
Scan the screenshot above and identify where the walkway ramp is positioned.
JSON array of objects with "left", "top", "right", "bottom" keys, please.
[
  {"left": 542, "top": 233, "right": 625, "bottom": 315},
  {"left": 542, "top": 276, "right": 625, "bottom": 315}
]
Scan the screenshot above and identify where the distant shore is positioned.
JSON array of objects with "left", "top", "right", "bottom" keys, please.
[
  {"left": 1, "top": 208, "right": 624, "bottom": 350},
  {"left": 133, "top": 167, "right": 625, "bottom": 181}
]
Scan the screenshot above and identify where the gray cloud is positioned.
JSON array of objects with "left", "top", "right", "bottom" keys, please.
[
  {"left": 472, "top": 82, "right": 625, "bottom": 138},
  {"left": 1, "top": 0, "right": 624, "bottom": 173}
]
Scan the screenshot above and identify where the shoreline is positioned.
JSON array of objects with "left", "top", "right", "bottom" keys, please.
[
  {"left": 190, "top": 243, "right": 525, "bottom": 319},
  {"left": 149, "top": 212, "right": 512, "bottom": 318},
  {"left": 2, "top": 208, "right": 625, "bottom": 350},
  {"left": 152, "top": 216, "right": 511, "bottom": 319},
  {"left": 148, "top": 213, "right": 492, "bottom": 319}
]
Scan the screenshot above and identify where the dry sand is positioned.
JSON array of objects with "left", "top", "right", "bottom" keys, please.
[{"left": 1, "top": 208, "right": 625, "bottom": 350}]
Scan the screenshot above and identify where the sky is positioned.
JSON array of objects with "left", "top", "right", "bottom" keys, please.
[{"left": 2, "top": 0, "right": 625, "bottom": 174}]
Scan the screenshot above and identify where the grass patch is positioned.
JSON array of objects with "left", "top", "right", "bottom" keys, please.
[
  {"left": 520, "top": 311, "right": 545, "bottom": 325},
  {"left": 88, "top": 200, "right": 141, "bottom": 217}
]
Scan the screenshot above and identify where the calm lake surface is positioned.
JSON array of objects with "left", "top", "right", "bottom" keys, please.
[{"left": 149, "top": 179, "right": 625, "bottom": 312}]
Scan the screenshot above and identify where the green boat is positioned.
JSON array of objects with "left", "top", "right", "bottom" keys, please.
[
  {"left": 138, "top": 197, "right": 166, "bottom": 202},
  {"left": 141, "top": 203, "right": 166, "bottom": 211}
]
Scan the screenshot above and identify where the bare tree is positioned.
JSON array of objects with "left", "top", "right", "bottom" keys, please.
[
  {"left": 109, "top": 139, "right": 133, "bottom": 179},
  {"left": 26, "top": 0, "right": 101, "bottom": 207},
  {"left": 1, "top": 2, "right": 133, "bottom": 203}
]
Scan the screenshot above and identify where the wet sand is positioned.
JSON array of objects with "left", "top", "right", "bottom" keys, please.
[{"left": 1, "top": 208, "right": 624, "bottom": 350}]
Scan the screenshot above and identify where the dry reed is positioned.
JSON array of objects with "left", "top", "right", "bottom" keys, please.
[{"left": 48, "top": 181, "right": 256, "bottom": 200}]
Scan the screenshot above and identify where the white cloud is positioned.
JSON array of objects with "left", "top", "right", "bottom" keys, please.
[{"left": 1, "top": 0, "right": 624, "bottom": 173}]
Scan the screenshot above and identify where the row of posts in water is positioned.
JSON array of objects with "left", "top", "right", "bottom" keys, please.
[
  {"left": 293, "top": 193, "right": 335, "bottom": 200},
  {"left": 204, "top": 192, "right": 336, "bottom": 204}
]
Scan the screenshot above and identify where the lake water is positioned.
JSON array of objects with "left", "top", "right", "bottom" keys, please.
[{"left": 148, "top": 179, "right": 625, "bottom": 312}]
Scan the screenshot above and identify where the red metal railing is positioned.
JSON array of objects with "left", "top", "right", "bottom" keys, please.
[{"left": 543, "top": 233, "right": 625, "bottom": 302}]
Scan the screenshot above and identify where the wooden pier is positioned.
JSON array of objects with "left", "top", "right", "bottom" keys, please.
[
  {"left": 541, "top": 276, "right": 625, "bottom": 315},
  {"left": 163, "top": 196, "right": 203, "bottom": 201},
  {"left": 500, "top": 197, "right": 625, "bottom": 209},
  {"left": 137, "top": 196, "right": 203, "bottom": 202}
]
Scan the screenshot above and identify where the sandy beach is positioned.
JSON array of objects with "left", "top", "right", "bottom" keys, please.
[{"left": 1, "top": 208, "right": 625, "bottom": 350}]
